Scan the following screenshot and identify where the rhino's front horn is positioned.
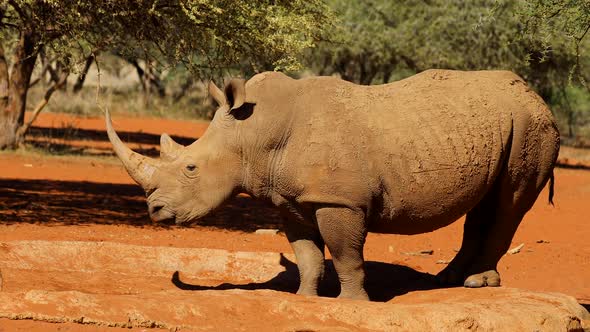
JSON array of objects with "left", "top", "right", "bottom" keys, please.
[
  {"left": 160, "top": 133, "right": 184, "bottom": 160},
  {"left": 105, "top": 109, "right": 159, "bottom": 190}
]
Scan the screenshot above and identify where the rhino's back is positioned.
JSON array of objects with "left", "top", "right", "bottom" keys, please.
[{"left": 279, "top": 70, "right": 552, "bottom": 232}]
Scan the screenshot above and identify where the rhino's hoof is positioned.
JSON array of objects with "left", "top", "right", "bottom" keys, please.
[{"left": 464, "top": 270, "right": 501, "bottom": 288}]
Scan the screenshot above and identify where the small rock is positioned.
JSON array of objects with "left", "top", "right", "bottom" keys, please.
[
  {"left": 507, "top": 243, "right": 525, "bottom": 255},
  {"left": 436, "top": 259, "right": 451, "bottom": 264},
  {"left": 388, "top": 245, "right": 394, "bottom": 253},
  {"left": 536, "top": 240, "right": 549, "bottom": 244},
  {"left": 255, "top": 229, "right": 279, "bottom": 235},
  {"left": 23, "top": 164, "right": 33, "bottom": 168},
  {"left": 402, "top": 249, "right": 434, "bottom": 256}
]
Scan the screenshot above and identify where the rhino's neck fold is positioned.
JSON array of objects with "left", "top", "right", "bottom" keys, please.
[{"left": 235, "top": 123, "right": 292, "bottom": 201}]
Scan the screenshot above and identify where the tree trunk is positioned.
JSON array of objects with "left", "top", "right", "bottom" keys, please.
[
  {"left": 54, "top": 61, "right": 68, "bottom": 91},
  {"left": 382, "top": 66, "right": 393, "bottom": 84},
  {"left": 126, "top": 58, "right": 152, "bottom": 105},
  {"left": 0, "top": 30, "right": 38, "bottom": 150},
  {"left": 73, "top": 54, "right": 94, "bottom": 93},
  {"left": 0, "top": 43, "right": 8, "bottom": 110},
  {"left": 172, "top": 76, "right": 194, "bottom": 102},
  {"left": 143, "top": 60, "right": 152, "bottom": 107}
]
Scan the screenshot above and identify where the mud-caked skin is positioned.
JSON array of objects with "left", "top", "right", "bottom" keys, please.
[{"left": 106, "top": 70, "right": 560, "bottom": 301}]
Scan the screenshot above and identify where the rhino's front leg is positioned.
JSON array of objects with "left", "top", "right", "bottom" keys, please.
[
  {"left": 316, "top": 207, "right": 369, "bottom": 301},
  {"left": 285, "top": 222, "right": 325, "bottom": 296}
]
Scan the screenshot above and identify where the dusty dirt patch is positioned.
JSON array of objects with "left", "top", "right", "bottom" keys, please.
[
  {"left": 0, "top": 241, "right": 588, "bottom": 331},
  {"left": 0, "top": 112, "right": 589, "bottom": 330},
  {"left": 1, "top": 153, "right": 588, "bottom": 303}
]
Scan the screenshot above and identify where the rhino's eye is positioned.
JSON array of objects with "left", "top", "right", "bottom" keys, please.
[{"left": 186, "top": 164, "right": 197, "bottom": 172}]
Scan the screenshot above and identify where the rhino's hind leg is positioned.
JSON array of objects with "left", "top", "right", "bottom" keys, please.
[
  {"left": 449, "top": 122, "right": 558, "bottom": 288},
  {"left": 316, "top": 207, "right": 369, "bottom": 301},
  {"left": 285, "top": 222, "right": 325, "bottom": 296},
  {"left": 436, "top": 195, "right": 497, "bottom": 286},
  {"left": 460, "top": 198, "right": 529, "bottom": 288},
  {"left": 463, "top": 178, "right": 539, "bottom": 288},
  {"left": 438, "top": 183, "right": 531, "bottom": 289},
  {"left": 440, "top": 171, "right": 545, "bottom": 288}
]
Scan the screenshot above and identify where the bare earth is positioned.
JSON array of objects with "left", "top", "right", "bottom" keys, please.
[{"left": 0, "top": 112, "right": 588, "bottom": 330}]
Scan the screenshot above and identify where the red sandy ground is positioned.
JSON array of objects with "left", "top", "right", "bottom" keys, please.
[{"left": 0, "top": 112, "right": 589, "bottom": 330}]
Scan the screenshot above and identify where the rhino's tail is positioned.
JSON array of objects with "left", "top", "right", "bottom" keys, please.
[{"left": 548, "top": 170, "right": 555, "bottom": 206}]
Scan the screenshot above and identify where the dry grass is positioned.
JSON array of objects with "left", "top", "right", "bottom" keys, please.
[
  {"left": 19, "top": 57, "right": 590, "bottom": 160},
  {"left": 26, "top": 56, "right": 215, "bottom": 121},
  {"left": 26, "top": 83, "right": 214, "bottom": 121},
  {"left": 558, "top": 146, "right": 590, "bottom": 162},
  {"left": 0, "top": 144, "right": 121, "bottom": 164}
]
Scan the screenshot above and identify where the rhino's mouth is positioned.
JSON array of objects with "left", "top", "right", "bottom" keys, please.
[
  {"left": 174, "top": 217, "right": 190, "bottom": 225},
  {"left": 147, "top": 204, "right": 199, "bottom": 225},
  {"left": 171, "top": 208, "right": 209, "bottom": 226},
  {"left": 173, "top": 212, "right": 198, "bottom": 225},
  {"left": 148, "top": 204, "right": 175, "bottom": 223}
]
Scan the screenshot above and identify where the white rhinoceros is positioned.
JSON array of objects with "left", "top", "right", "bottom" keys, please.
[{"left": 106, "top": 70, "right": 559, "bottom": 300}]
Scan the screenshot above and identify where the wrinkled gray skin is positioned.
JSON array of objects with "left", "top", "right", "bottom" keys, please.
[{"left": 106, "top": 70, "right": 560, "bottom": 301}]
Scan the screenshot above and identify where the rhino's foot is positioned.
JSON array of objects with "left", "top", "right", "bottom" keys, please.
[
  {"left": 337, "top": 289, "right": 369, "bottom": 301},
  {"left": 435, "top": 265, "right": 465, "bottom": 286},
  {"left": 296, "top": 287, "right": 318, "bottom": 297},
  {"left": 464, "top": 270, "right": 501, "bottom": 288},
  {"left": 437, "top": 266, "right": 501, "bottom": 288}
]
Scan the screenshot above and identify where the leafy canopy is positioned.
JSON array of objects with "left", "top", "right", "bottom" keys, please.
[
  {"left": 1, "top": 0, "right": 334, "bottom": 74},
  {"left": 311, "top": 0, "right": 588, "bottom": 89},
  {"left": 518, "top": 0, "right": 590, "bottom": 86}
]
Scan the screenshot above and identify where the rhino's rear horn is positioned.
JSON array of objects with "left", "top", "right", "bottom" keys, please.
[{"left": 160, "top": 133, "right": 184, "bottom": 160}]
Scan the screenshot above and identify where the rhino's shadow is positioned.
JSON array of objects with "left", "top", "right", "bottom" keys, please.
[
  {"left": 171, "top": 254, "right": 444, "bottom": 302},
  {"left": 0, "top": 178, "right": 285, "bottom": 232}
]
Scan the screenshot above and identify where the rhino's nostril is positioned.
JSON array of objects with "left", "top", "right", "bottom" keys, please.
[{"left": 150, "top": 204, "right": 165, "bottom": 215}]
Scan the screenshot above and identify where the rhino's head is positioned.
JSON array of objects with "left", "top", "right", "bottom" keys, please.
[{"left": 106, "top": 79, "right": 248, "bottom": 224}]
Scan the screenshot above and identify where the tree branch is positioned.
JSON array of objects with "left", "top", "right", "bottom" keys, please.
[
  {"left": 400, "top": 54, "right": 422, "bottom": 73},
  {"left": 16, "top": 70, "right": 67, "bottom": 140},
  {"left": 28, "top": 59, "right": 53, "bottom": 88},
  {"left": 574, "top": 22, "right": 590, "bottom": 94},
  {"left": 0, "top": 22, "right": 19, "bottom": 29},
  {"left": 73, "top": 54, "right": 94, "bottom": 93},
  {"left": 576, "top": 21, "right": 590, "bottom": 43},
  {"left": 365, "top": 0, "right": 396, "bottom": 28},
  {"left": 7, "top": 0, "right": 28, "bottom": 22}
]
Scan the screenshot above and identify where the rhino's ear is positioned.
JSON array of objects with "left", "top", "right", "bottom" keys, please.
[
  {"left": 224, "top": 78, "right": 246, "bottom": 110},
  {"left": 160, "top": 133, "right": 184, "bottom": 160},
  {"left": 208, "top": 81, "right": 227, "bottom": 106}
]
